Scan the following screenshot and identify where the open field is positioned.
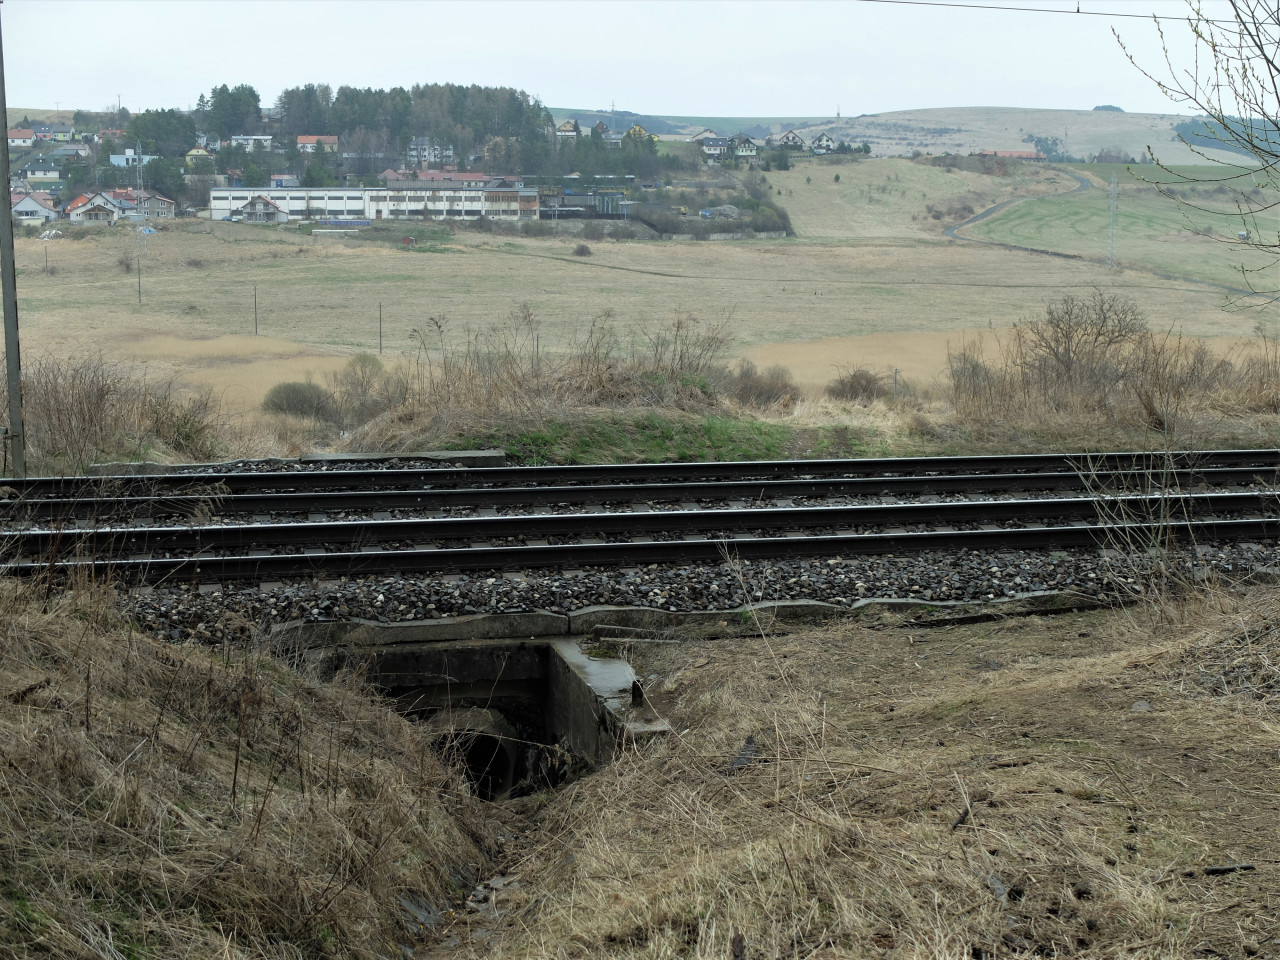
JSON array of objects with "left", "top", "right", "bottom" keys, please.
[
  {"left": 13, "top": 154, "right": 1280, "bottom": 419},
  {"left": 961, "top": 164, "right": 1279, "bottom": 292}
]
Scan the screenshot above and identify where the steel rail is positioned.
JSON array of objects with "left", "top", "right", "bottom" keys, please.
[
  {"left": 3, "top": 449, "right": 1278, "bottom": 498},
  {"left": 13, "top": 516, "right": 1280, "bottom": 585},
  {"left": 3, "top": 490, "right": 1273, "bottom": 561},
  {"left": 4, "top": 465, "right": 1278, "bottom": 522}
]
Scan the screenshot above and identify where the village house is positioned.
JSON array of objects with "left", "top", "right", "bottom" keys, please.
[
  {"left": 406, "top": 136, "right": 454, "bottom": 166},
  {"left": 33, "top": 122, "right": 74, "bottom": 142},
  {"left": 687, "top": 127, "right": 718, "bottom": 142},
  {"left": 699, "top": 137, "right": 730, "bottom": 164},
  {"left": 185, "top": 146, "right": 215, "bottom": 168},
  {"left": 17, "top": 156, "right": 63, "bottom": 185},
  {"left": 7, "top": 129, "right": 33, "bottom": 148},
  {"left": 233, "top": 196, "right": 287, "bottom": 223},
  {"left": 732, "top": 134, "right": 759, "bottom": 162},
  {"left": 776, "top": 130, "right": 807, "bottom": 150},
  {"left": 811, "top": 133, "right": 837, "bottom": 154},
  {"left": 11, "top": 192, "right": 59, "bottom": 223},
  {"left": 129, "top": 190, "right": 176, "bottom": 219},
  {"left": 555, "top": 120, "right": 579, "bottom": 140},
  {"left": 296, "top": 135, "right": 338, "bottom": 153},
  {"left": 50, "top": 145, "right": 90, "bottom": 161},
  {"left": 65, "top": 191, "right": 134, "bottom": 225},
  {"left": 229, "top": 134, "right": 272, "bottom": 151},
  {"left": 109, "top": 148, "right": 159, "bottom": 168}
]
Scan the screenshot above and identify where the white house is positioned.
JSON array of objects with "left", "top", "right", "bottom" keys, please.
[
  {"left": 776, "top": 130, "right": 807, "bottom": 150},
  {"left": 109, "top": 149, "right": 159, "bottom": 168},
  {"left": 811, "top": 133, "right": 837, "bottom": 154},
  {"left": 66, "top": 192, "right": 129, "bottom": 225},
  {"left": 7, "top": 129, "right": 33, "bottom": 148},
  {"left": 229, "top": 134, "right": 273, "bottom": 151},
  {"left": 11, "top": 193, "right": 58, "bottom": 223}
]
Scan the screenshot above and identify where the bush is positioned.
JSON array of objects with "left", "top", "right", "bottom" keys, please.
[
  {"left": 572, "top": 243, "right": 592, "bottom": 257},
  {"left": 328, "top": 353, "right": 390, "bottom": 427},
  {"left": 825, "top": 366, "right": 891, "bottom": 403},
  {"left": 724, "top": 359, "right": 798, "bottom": 408},
  {"left": 581, "top": 221, "right": 605, "bottom": 241},
  {"left": 262, "top": 381, "right": 338, "bottom": 422}
]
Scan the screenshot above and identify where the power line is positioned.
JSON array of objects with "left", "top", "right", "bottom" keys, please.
[{"left": 853, "top": 0, "right": 1242, "bottom": 25}]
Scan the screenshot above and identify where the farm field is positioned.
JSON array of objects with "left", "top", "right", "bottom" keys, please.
[
  {"left": 14, "top": 156, "right": 1278, "bottom": 415},
  {"left": 960, "top": 163, "right": 1279, "bottom": 292}
]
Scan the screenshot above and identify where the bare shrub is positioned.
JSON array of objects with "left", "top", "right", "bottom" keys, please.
[
  {"left": 581, "top": 221, "right": 605, "bottom": 241},
  {"left": 328, "top": 353, "right": 393, "bottom": 427},
  {"left": 572, "top": 243, "right": 592, "bottom": 257},
  {"left": 116, "top": 254, "right": 133, "bottom": 273},
  {"left": 945, "top": 291, "right": 1271, "bottom": 442},
  {"left": 725, "top": 359, "right": 799, "bottom": 408},
  {"left": 262, "top": 380, "right": 339, "bottom": 423},
  {"left": 825, "top": 365, "right": 891, "bottom": 403}
]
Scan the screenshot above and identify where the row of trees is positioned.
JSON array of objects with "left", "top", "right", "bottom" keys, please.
[{"left": 66, "top": 79, "right": 686, "bottom": 181}]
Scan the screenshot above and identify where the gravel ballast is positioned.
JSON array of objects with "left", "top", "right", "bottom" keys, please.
[{"left": 121, "top": 542, "right": 1277, "bottom": 645}]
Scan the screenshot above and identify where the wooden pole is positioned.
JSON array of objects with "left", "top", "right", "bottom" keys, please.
[{"left": 0, "top": 8, "right": 27, "bottom": 477}]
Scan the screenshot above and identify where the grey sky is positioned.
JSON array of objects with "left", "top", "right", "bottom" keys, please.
[{"left": 5, "top": 0, "right": 1215, "bottom": 119}]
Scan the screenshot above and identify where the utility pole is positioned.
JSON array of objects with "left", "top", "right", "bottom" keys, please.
[
  {"left": 0, "top": 7, "right": 27, "bottom": 476},
  {"left": 1106, "top": 172, "right": 1118, "bottom": 270}
]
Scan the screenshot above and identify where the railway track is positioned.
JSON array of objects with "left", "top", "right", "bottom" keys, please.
[{"left": 3, "top": 450, "right": 1279, "bottom": 586}]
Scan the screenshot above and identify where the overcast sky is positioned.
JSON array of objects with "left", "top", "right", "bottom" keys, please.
[{"left": 4, "top": 0, "right": 1221, "bottom": 119}]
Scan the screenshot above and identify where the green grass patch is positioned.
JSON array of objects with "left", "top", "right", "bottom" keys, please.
[{"left": 455, "top": 412, "right": 791, "bottom": 465}]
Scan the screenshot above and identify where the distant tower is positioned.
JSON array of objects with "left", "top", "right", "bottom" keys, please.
[
  {"left": 837, "top": 104, "right": 841, "bottom": 118},
  {"left": 1106, "top": 172, "right": 1118, "bottom": 270}
]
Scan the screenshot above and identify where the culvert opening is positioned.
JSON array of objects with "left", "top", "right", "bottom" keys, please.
[
  {"left": 309, "top": 635, "right": 666, "bottom": 801},
  {"left": 433, "top": 730, "right": 514, "bottom": 802}
]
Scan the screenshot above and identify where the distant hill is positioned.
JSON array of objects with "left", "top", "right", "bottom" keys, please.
[{"left": 552, "top": 105, "right": 1248, "bottom": 165}]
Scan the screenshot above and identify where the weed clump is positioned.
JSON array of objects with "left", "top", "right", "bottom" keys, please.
[
  {"left": 573, "top": 243, "right": 592, "bottom": 257},
  {"left": 16, "top": 355, "right": 224, "bottom": 472}
]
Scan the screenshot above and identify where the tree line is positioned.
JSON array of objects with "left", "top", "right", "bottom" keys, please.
[{"left": 60, "top": 79, "right": 683, "bottom": 190}]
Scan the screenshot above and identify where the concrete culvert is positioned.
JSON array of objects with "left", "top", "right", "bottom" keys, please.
[{"left": 427, "top": 707, "right": 520, "bottom": 801}]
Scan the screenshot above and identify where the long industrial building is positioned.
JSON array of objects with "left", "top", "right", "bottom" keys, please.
[{"left": 209, "top": 179, "right": 540, "bottom": 223}]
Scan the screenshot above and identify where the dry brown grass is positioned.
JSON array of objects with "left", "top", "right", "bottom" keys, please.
[
  {"left": 348, "top": 308, "right": 732, "bottom": 452},
  {"left": 15, "top": 354, "right": 225, "bottom": 474},
  {"left": 431, "top": 586, "right": 1280, "bottom": 958},
  {"left": 0, "top": 578, "right": 491, "bottom": 958},
  {"left": 946, "top": 294, "right": 1280, "bottom": 449}
]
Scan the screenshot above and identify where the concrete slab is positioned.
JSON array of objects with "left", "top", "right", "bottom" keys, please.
[{"left": 269, "top": 611, "right": 569, "bottom": 649}]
